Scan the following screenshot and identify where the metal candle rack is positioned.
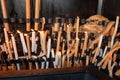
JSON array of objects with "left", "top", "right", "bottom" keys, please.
[
  {"left": 0, "top": 17, "right": 120, "bottom": 78},
  {"left": 0, "top": 0, "right": 120, "bottom": 80}
]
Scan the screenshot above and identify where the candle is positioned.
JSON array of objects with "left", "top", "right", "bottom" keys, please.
[
  {"left": 56, "top": 31, "right": 62, "bottom": 52},
  {"left": 62, "top": 55, "right": 66, "bottom": 68},
  {"left": 92, "top": 35, "right": 103, "bottom": 63},
  {"left": 41, "top": 17, "right": 46, "bottom": 30},
  {"left": 11, "top": 34, "right": 20, "bottom": 70},
  {"left": 41, "top": 56, "right": 46, "bottom": 69},
  {"left": 3, "top": 29, "right": 13, "bottom": 60},
  {"left": 25, "top": 34, "right": 32, "bottom": 70},
  {"left": 67, "top": 25, "right": 71, "bottom": 47},
  {"left": 74, "top": 38, "right": 79, "bottom": 57},
  {"left": 111, "top": 16, "right": 119, "bottom": 48},
  {"left": 1, "top": 0, "right": 10, "bottom": 31},
  {"left": 102, "top": 46, "right": 108, "bottom": 58},
  {"left": 76, "top": 16, "right": 80, "bottom": 38},
  {"left": 39, "top": 31, "right": 44, "bottom": 48},
  {"left": 46, "top": 37, "right": 51, "bottom": 69},
  {"left": 3, "top": 28, "right": 9, "bottom": 42},
  {"left": 3, "top": 43, "right": 8, "bottom": 54},
  {"left": 55, "top": 51, "right": 61, "bottom": 68},
  {"left": 108, "top": 60, "right": 116, "bottom": 77},
  {"left": 31, "top": 30, "right": 36, "bottom": 53},
  {"left": 74, "top": 38, "right": 79, "bottom": 66},
  {"left": 25, "top": 34, "right": 31, "bottom": 59},
  {"left": 26, "top": 0, "right": 31, "bottom": 31},
  {"left": 34, "top": 0, "right": 41, "bottom": 30},
  {"left": 11, "top": 34, "right": 18, "bottom": 60},
  {"left": 39, "top": 31, "right": 47, "bottom": 56},
  {"left": 17, "top": 31, "right": 28, "bottom": 54},
  {"left": 51, "top": 49, "right": 56, "bottom": 68},
  {"left": 81, "top": 32, "right": 88, "bottom": 57}
]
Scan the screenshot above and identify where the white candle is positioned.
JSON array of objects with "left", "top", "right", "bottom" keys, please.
[
  {"left": 25, "top": 34, "right": 31, "bottom": 59},
  {"left": 3, "top": 28, "right": 9, "bottom": 42},
  {"left": 102, "top": 46, "right": 108, "bottom": 58},
  {"left": 39, "top": 31, "right": 47, "bottom": 54},
  {"left": 39, "top": 31, "right": 44, "bottom": 47},
  {"left": 55, "top": 51, "right": 61, "bottom": 68},
  {"left": 98, "top": 35, "right": 103, "bottom": 48},
  {"left": 92, "top": 35, "right": 103, "bottom": 63},
  {"left": 41, "top": 56, "right": 46, "bottom": 69},
  {"left": 35, "top": 61, "right": 39, "bottom": 70},
  {"left": 11, "top": 34, "right": 20, "bottom": 70},
  {"left": 31, "top": 30, "right": 36, "bottom": 52},
  {"left": 18, "top": 31, "right": 28, "bottom": 54},
  {"left": 67, "top": 25, "right": 71, "bottom": 47},
  {"left": 46, "top": 37, "right": 51, "bottom": 69},
  {"left": 51, "top": 49, "right": 56, "bottom": 68},
  {"left": 111, "top": 16, "right": 119, "bottom": 48},
  {"left": 3, "top": 43, "right": 8, "bottom": 54},
  {"left": 108, "top": 60, "right": 116, "bottom": 78},
  {"left": 11, "top": 35, "right": 18, "bottom": 60}
]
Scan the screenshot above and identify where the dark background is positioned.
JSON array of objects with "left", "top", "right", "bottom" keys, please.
[{"left": 0, "top": 0, "right": 120, "bottom": 20}]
